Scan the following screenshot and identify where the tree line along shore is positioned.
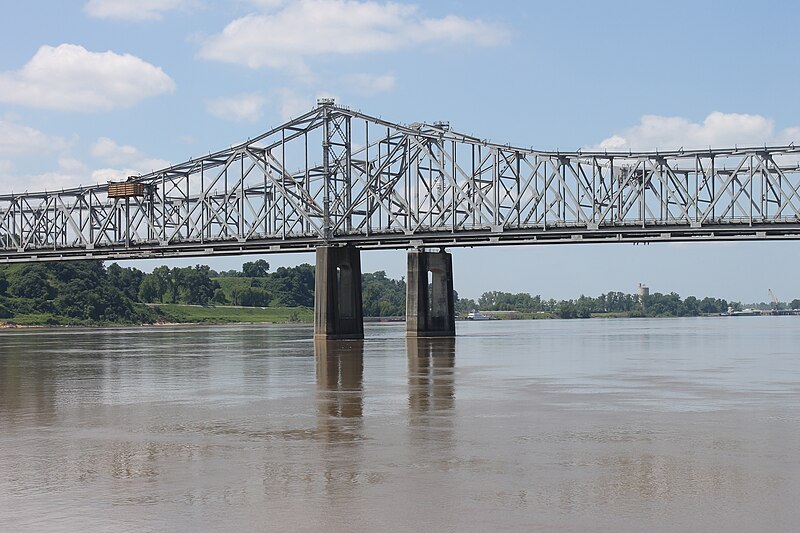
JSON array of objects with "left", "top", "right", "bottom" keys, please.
[{"left": 0, "top": 260, "right": 789, "bottom": 327}]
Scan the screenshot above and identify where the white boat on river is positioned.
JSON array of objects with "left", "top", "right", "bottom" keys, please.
[{"left": 466, "top": 309, "right": 497, "bottom": 321}]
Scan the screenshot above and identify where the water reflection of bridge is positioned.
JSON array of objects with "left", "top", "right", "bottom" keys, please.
[
  {"left": 5, "top": 99, "right": 800, "bottom": 338},
  {"left": 313, "top": 337, "right": 456, "bottom": 498},
  {"left": 314, "top": 337, "right": 456, "bottom": 441}
]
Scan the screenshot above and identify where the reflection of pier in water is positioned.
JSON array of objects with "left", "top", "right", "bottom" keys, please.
[
  {"left": 314, "top": 340, "right": 364, "bottom": 441},
  {"left": 407, "top": 337, "right": 456, "bottom": 447},
  {"left": 313, "top": 339, "right": 365, "bottom": 497}
]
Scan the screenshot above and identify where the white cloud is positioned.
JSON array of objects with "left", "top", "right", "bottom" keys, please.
[
  {"left": 0, "top": 119, "right": 67, "bottom": 155},
  {"left": 199, "top": 0, "right": 508, "bottom": 70},
  {"left": 274, "top": 88, "right": 313, "bottom": 120},
  {"left": 84, "top": 0, "right": 195, "bottom": 21},
  {"left": 0, "top": 130, "right": 175, "bottom": 193},
  {"left": 57, "top": 157, "right": 87, "bottom": 174},
  {"left": 0, "top": 44, "right": 175, "bottom": 112},
  {"left": 343, "top": 73, "right": 396, "bottom": 95},
  {"left": 206, "top": 93, "right": 267, "bottom": 122},
  {"left": 90, "top": 137, "right": 170, "bottom": 173},
  {"left": 592, "top": 112, "right": 800, "bottom": 151},
  {"left": 91, "top": 167, "right": 142, "bottom": 183},
  {"left": 90, "top": 137, "right": 170, "bottom": 184},
  {"left": 250, "top": 0, "right": 289, "bottom": 8},
  {"left": 0, "top": 138, "right": 171, "bottom": 194},
  {"left": 1, "top": 157, "right": 93, "bottom": 193},
  {"left": 91, "top": 137, "right": 140, "bottom": 164}
]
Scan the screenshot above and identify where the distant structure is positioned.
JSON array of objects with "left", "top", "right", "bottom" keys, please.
[{"left": 638, "top": 283, "right": 650, "bottom": 310}]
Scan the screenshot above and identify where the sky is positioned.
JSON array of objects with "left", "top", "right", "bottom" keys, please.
[{"left": 2, "top": 0, "right": 800, "bottom": 303}]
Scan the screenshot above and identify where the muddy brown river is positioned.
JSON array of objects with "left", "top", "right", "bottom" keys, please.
[{"left": 1, "top": 317, "right": 799, "bottom": 531}]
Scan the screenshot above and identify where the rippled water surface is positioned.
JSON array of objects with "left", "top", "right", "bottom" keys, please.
[{"left": 2, "top": 317, "right": 800, "bottom": 532}]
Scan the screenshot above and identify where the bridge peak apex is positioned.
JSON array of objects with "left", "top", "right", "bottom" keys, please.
[{"left": 317, "top": 97, "right": 335, "bottom": 107}]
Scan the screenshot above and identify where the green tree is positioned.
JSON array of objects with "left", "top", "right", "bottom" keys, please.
[
  {"left": 229, "top": 286, "right": 244, "bottom": 306},
  {"left": 698, "top": 296, "right": 728, "bottom": 314},
  {"left": 215, "top": 269, "right": 243, "bottom": 278},
  {"left": 557, "top": 301, "right": 577, "bottom": 319},
  {"left": 237, "top": 287, "right": 271, "bottom": 307},
  {"left": 52, "top": 279, "right": 134, "bottom": 321},
  {"left": 139, "top": 266, "right": 173, "bottom": 303},
  {"left": 455, "top": 297, "right": 478, "bottom": 314},
  {"left": 264, "top": 264, "right": 315, "bottom": 307},
  {"left": 174, "top": 265, "right": 218, "bottom": 305},
  {"left": 8, "top": 266, "right": 55, "bottom": 300},
  {"left": 477, "top": 291, "right": 542, "bottom": 312},
  {"left": 138, "top": 275, "right": 161, "bottom": 303},
  {"left": 604, "top": 291, "right": 637, "bottom": 312},
  {"left": 645, "top": 292, "right": 682, "bottom": 316},
  {"left": 242, "top": 259, "right": 270, "bottom": 278},
  {"left": 106, "top": 263, "right": 144, "bottom": 301},
  {"left": 0, "top": 261, "right": 157, "bottom": 324},
  {"left": 575, "top": 295, "right": 593, "bottom": 318},
  {"left": 682, "top": 296, "right": 700, "bottom": 316},
  {"left": 362, "top": 270, "right": 405, "bottom": 316},
  {"left": 51, "top": 261, "right": 104, "bottom": 286},
  {"left": 211, "top": 288, "right": 227, "bottom": 305}
]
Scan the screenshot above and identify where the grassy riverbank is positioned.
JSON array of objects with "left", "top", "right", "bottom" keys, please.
[
  {"left": 148, "top": 304, "right": 313, "bottom": 324},
  {"left": 0, "top": 304, "right": 313, "bottom": 327}
]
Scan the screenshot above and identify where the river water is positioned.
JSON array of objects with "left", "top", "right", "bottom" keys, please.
[{"left": 1, "top": 317, "right": 799, "bottom": 532}]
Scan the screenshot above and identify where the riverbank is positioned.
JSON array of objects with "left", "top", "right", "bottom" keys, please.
[
  {"left": 4, "top": 305, "right": 789, "bottom": 329},
  {"left": 0, "top": 304, "right": 314, "bottom": 328},
  {"left": 0, "top": 308, "right": 734, "bottom": 329}
]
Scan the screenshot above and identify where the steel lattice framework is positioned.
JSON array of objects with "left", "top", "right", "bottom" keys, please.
[{"left": 2, "top": 100, "right": 800, "bottom": 262}]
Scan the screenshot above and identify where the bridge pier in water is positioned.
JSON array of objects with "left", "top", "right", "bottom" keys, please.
[
  {"left": 406, "top": 249, "right": 456, "bottom": 337},
  {"left": 313, "top": 246, "right": 456, "bottom": 339},
  {"left": 314, "top": 245, "right": 364, "bottom": 340}
]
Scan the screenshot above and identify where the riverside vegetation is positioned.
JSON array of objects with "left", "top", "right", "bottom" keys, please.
[
  {"left": 0, "top": 260, "right": 404, "bottom": 326},
  {"left": 0, "top": 259, "right": 785, "bottom": 327}
]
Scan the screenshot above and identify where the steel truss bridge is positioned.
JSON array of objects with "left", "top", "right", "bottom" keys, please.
[{"left": 2, "top": 100, "right": 800, "bottom": 263}]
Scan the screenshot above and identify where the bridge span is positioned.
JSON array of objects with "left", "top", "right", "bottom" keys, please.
[{"left": 3, "top": 100, "right": 800, "bottom": 337}]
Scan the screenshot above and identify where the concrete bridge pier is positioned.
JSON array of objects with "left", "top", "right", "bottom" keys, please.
[
  {"left": 314, "top": 245, "right": 364, "bottom": 340},
  {"left": 406, "top": 249, "right": 456, "bottom": 337}
]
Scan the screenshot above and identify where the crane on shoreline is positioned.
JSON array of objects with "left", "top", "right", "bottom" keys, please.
[{"left": 769, "top": 289, "right": 780, "bottom": 310}]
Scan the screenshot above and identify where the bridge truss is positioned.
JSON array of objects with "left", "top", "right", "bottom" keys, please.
[{"left": 2, "top": 100, "right": 800, "bottom": 262}]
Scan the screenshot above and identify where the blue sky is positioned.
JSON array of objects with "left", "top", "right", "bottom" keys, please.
[{"left": 2, "top": 0, "right": 800, "bottom": 303}]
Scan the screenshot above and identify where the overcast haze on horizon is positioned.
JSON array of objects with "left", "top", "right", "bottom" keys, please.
[{"left": 1, "top": 0, "right": 799, "bottom": 303}]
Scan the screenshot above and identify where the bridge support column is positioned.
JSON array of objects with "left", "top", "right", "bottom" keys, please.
[
  {"left": 314, "top": 245, "right": 364, "bottom": 340},
  {"left": 406, "top": 249, "right": 456, "bottom": 337}
]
